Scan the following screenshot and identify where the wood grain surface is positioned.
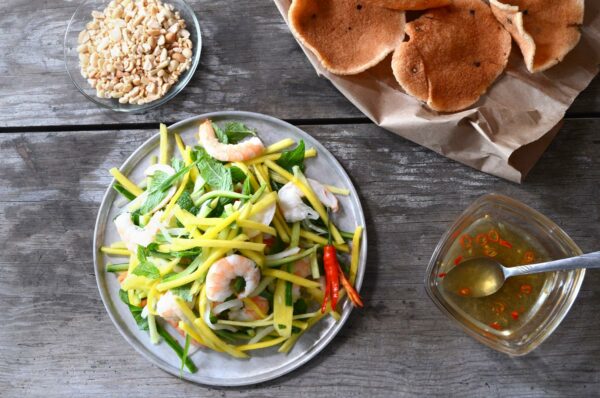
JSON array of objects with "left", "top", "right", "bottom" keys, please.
[
  {"left": 1, "top": 120, "right": 599, "bottom": 397},
  {"left": 0, "top": 0, "right": 599, "bottom": 129}
]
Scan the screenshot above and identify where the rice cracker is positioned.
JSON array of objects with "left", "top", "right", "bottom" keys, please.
[
  {"left": 490, "top": 0, "right": 584, "bottom": 73},
  {"left": 288, "top": 0, "right": 406, "bottom": 75},
  {"left": 392, "top": 0, "right": 511, "bottom": 112}
]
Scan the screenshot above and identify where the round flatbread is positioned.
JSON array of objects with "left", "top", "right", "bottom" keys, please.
[
  {"left": 360, "top": 0, "right": 451, "bottom": 11},
  {"left": 391, "top": 0, "right": 511, "bottom": 112},
  {"left": 490, "top": 0, "right": 584, "bottom": 73},
  {"left": 288, "top": 0, "right": 406, "bottom": 75}
]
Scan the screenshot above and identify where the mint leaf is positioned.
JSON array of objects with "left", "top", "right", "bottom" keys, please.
[
  {"left": 171, "top": 283, "right": 194, "bottom": 302},
  {"left": 172, "top": 158, "right": 185, "bottom": 172},
  {"left": 276, "top": 140, "right": 305, "bottom": 173},
  {"left": 140, "top": 170, "right": 170, "bottom": 214},
  {"left": 242, "top": 176, "right": 252, "bottom": 196},
  {"left": 132, "top": 261, "right": 160, "bottom": 280},
  {"left": 213, "top": 122, "right": 228, "bottom": 144},
  {"left": 196, "top": 148, "right": 233, "bottom": 192},
  {"left": 176, "top": 190, "right": 195, "bottom": 213},
  {"left": 230, "top": 166, "right": 246, "bottom": 183},
  {"left": 224, "top": 122, "right": 256, "bottom": 144}
]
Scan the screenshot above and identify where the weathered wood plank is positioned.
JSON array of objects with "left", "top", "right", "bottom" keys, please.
[
  {"left": 0, "top": 0, "right": 598, "bottom": 128},
  {"left": 1, "top": 120, "right": 599, "bottom": 397}
]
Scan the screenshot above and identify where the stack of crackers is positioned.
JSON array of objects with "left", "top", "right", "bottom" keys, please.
[{"left": 288, "top": 0, "right": 584, "bottom": 112}]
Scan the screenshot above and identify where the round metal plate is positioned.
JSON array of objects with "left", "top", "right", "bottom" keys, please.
[{"left": 93, "top": 111, "right": 367, "bottom": 386}]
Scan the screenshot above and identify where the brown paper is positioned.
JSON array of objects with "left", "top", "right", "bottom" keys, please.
[{"left": 273, "top": 0, "right": 600, "bottom": 182}]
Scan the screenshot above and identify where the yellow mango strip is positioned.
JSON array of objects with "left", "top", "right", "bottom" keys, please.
[
  {"left": 109, "top": 241, "right": 126, "bottom": 249},
  {"left": 200, "top": 211, "right": 240, "bottom": 240},
  {"left": 161, "top": 165, "right": 191, "bottom": 222},
  {"left": 271, "top": 215, "right": 290, "bottom": 243},
  {"left": 159, "top": 238, "right": 265, "bottom": 253},
  {"left": 159, "top": 124, "right": 169, "bottom": 165},
  {"left": 248, "top": 192, "right": 278, "bottom": 216},
  {"left": 324, "top": 184, "right": 350, "bottom": 196},
  {"left": 121, "top": 274, "right": 155, "bottom": 291},
  {"left": 183, "top": 145, "right": 199, "bottom": 182},
  {"left": 292, "top": 320, "right": 308, "bottom": 330},
  {"left": 109, "top": 168, "right": 143, "bottom": 196},
  {"left": 330, "top": 310, "right": 341, "bottom": 321},
  {"left": 232, "top": 162, "right": 259, "bottom": 191},
  {"left": 350, "top": 226, "right": 363, "bottom": 284},
  {"left": 239, "top": 249, "right": 265, "bottom": 267},
  {"left": 172, "top": 207, "right": 202, "bottom": 239},
  {"left": 100, "top": 247, "right": 131, "bottom": 256},
  {"left": 127, "top": 253, "right": 139, "bottom": 273},
  {"left": 178, "top": 321, "right": 212, "bottom": 349},
  {"left": 242, "top": 298, "right": 267, "bottom": 319},
  {"left": 237, "top": 220, "right": 276, "bottom": 235},
  {"left": 146, "top": 283, "right": 160, "bottom": 316},
  {"left": 174, "top": 297, "right": 219, "bottom": 351},
  {"left": 195, "top": 288, "right": 248, "bottom": 358},
  {"left": 299, "top": 229, "right": 349, "bottom": 253},
  {"left": 273, "top": 279, "right": 293, "bottom": 338},
  {"left": 274, "top": 208, "right": 291, "bottom": 236},
  {"left": 217, "top": 315, "right": 274, "bottom": 328},
  {"left": 174, "top": 133, "right": 186, "bottom": 158},
  {"left": 290, "top": 222, "right": 300, "bottom": 248},
  {"left": 269, "top": 172, "right": 287, "bottom": 185},
  {"left": 306, "top": 287, "right": 324, "bottom": 303},
  {"left": 264, "top": 160, "right": 344, "bottom": 245},
  {"left": 190, "top": 279, "right": 202, "bottom": 295},
  {"left": 266, "top": 138, "right": 295, "bottom": 153},
  {"left": 159, "top": 258, "right": 180, "bottom": 276},
  {"left": 237, "top": 337, "right": 287, "bottom": 352},
  {"left": 246, "top": 148, "right": 317, "bottom": 166},
  {"left": 262, "top": 269, "right": 321, "bottom": 289},
  {"left": 156, "top": 235, "right": 248, "bottom": 291}
]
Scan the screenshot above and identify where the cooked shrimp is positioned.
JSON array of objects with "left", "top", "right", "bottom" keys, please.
[
  {"left": 278, "top": 182, "right": 319, "bottom": 223},
  {"left": 229, "top": 296, "right": 270, "bottom": 321},
  {"left": 291, "top": 257, "right": 311, "bottom": 302},
  {"left": 198, "top": 119, "right": 265, "bottom": 162},
  {"left": 114, "top": 210, "right": 164, "bottom": 252},
  {"left": 156, "top": 291, "right": 191, "bottom": 321},
  {"left": 307, "top": 178, "right": 339, "bottom": 212},
  {"left": 205, "top": 254, "right": 261, "bottom": 302},
  {"left": 278, "top": 178, "right": 339, "bottom": 222}
]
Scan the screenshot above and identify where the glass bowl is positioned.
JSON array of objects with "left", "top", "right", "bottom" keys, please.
[
  {"left": 425, "top": 193, "right": 585, "bottom": 356},
  {"left": 64, "top": 0, "right": 201, "bottom": 113}
]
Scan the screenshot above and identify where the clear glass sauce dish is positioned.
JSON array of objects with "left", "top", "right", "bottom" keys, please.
[{"left": 425, "top": 194, "right": 585, "bottom": 356}]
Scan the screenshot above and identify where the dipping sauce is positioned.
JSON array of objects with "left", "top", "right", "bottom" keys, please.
[{"left": 438, "top": 216, "right": 549, "bottom": 332}]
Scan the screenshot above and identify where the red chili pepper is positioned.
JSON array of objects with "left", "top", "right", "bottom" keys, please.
[
  {"left": 459, "top": 234, "right": 472, "bottom": 249},
  {"left": 487, "top": 229, "right": 499, "bottom": 242},
  {"left": 520, "top": 284, "right": 532, "bottom": 295},
  {"left": 498, "top": 239, "right": 513, "bottom": 248},
  {"left": 338, "top": 264, "right": 363, "bottom": 308},
  {"left": 458, "top": 287, "right": 471, "bottom": 297},
  {"left": 490, "top": 322, "right": 502, "bottom": 330},
  {"left": 454, "top": 255, "right": 463, "bottom": 266},
  {"left": 438, "top": 272, "right": 447, "bottom": 278},
  {"left": 511, "top": 311, "right": 519, "bottom": 320},
  {"left": 322, "top": 244, "right": 340, "bottom": 312}
]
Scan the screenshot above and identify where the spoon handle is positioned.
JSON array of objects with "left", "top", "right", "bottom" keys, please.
[{"left": 505, "top": 251, "right": 600, "bottom": 278}]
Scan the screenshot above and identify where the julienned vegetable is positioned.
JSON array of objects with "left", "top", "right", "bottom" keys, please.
[{"left": 102, "top": 120, "right": 364, "bottom": 373}]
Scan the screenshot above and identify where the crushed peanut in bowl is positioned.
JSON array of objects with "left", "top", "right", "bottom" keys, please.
[{"left": 77, "top": 0, "right": 194, "bottom": 105}]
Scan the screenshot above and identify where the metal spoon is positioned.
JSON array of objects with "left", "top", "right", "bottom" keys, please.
[{"left": 441, "top": 252, "right": 600, "bottom": 298}]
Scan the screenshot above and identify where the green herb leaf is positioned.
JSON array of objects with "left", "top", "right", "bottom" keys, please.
[
  {"left": 118, "top": 289, "right": 149, "bottom": 331},
  {"left": 242, "top": 177, "right": 252, "bottom": 197},
  {"left": 139, "top": 170, "right": 170, "bottom": 214},
  {"left": 176, "top": 190, "right": 196, "bottom": 213},
  {"left": 212, "top": 122, "right": 228, "bottom": 144},
  {"left": 276, "top": 140, "right": 305, "bottom": 173},
  {"left": 180, "top": 334, "right": 191, "bottom": 377},
  {"left": 132, "top": 261, "right": 160, "bottom": 280},
  {"left": 230, "top": 166, "right": 246, "bottom": 184},
  {"left": 172, "top": 158, "right": 185, "bottom": 172},
  {"left": 195, "top": 148, "right": 233, "bottom": 193},
  {"left": 223, "top": 122, "right": 256, "bottom": 144},
  {"left": 171, "top": 284, "right": 194, "bottom": 302}
]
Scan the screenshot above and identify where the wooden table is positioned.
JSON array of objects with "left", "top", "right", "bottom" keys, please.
[{"left": 1, "top": 1, "right": 599, "bottom": 397}]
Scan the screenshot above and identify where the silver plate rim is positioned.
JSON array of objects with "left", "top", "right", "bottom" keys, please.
[{"left": 93, "top": 110, "right": 367, "bottom": 386}]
